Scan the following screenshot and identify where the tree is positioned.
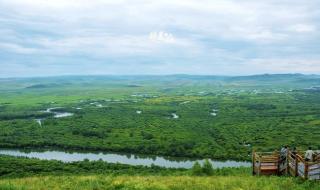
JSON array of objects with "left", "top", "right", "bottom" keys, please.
[
  {"left": 202, "top": 159, "right": 213, "bottom": 175},
  {"left": 191, "top": 161, "right": 202, "bottom": 176}
]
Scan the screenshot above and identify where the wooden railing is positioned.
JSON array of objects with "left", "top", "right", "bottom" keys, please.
[
  {"left": 291, "top": 151, "right": 320, "bottom": 180},
  {"left": 252, "top": 151, "right": 279, "bottom": 176},
  {"left": 253, "top": 150, "right": 320, "bottom": 180}
]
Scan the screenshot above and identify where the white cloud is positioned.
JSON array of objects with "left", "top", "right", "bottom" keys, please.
[
  {"left": 0, "top": 42, "right": 37, "bottom": 54},
  {"left": 2, "top": 0, "right": 318, "bottom": 42},
  {"left": 149, "top": 31, "right": 175, "bottom": 43},
  {"left": 248, "top": 58, "right": 320, "bottom": 73},
  {"left": 288, "top": 24, "right": 316, "bottom": 33},
  {"left": 0, "top": 0, "right": 320, "bottom": 76}
]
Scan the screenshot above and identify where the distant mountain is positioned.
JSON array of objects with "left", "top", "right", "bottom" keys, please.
[
  {"left": 25, "top": 83, "right": 69, "bottom": 89},
  {"left": 2, "top": 73, "right": 319, "bottom": 81},
  {"left": 228, "top": 73, "right": 306, "bottom": 81},
  {"left": 1, "top": 73, "right": 320, "bottom": 91}
]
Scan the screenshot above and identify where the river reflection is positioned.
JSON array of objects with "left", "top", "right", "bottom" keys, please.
[{"left": 0, "top": 149, "right": 250, "bottom": 169}]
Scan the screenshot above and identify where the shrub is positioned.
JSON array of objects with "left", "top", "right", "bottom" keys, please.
[
  {"left": 202, "top": 159, "right": 213, "bottom": 175},
  {"left": 191, "top": 161, "right": 202, "bottom": 176}
]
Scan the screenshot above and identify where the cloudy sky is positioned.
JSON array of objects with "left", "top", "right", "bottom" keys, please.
[{"left": 0, "top": 0, "right": 319, "bottom": 77}]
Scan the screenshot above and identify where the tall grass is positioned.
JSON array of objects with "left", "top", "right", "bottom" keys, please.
[{"left": 0, "top": 175, "right": 318, "bottom": 190}]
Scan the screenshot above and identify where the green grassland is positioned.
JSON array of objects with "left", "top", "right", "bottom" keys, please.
[
  {"left": 0, "top": 155, "right": 319, "bottom": 190},
  {"left": 0, "top": 74, "right": 320, "bottom": 160},
  {"left": 0, "top": 174, "right": 319, "bottom": 190}
]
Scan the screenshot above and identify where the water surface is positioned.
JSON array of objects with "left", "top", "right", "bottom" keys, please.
[
  {"left": 45, "top": 108, "right": 74, "bottom": 118},
  {"left": 0, "top": 149, "right": 250, "bottom": 169},
  {"left": 172, "top": 113, "right": 179, "bottom": 119}
]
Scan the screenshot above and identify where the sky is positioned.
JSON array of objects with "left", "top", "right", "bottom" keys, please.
[{"left": 0, "top": 0, "right": 320, "bottom": 77}]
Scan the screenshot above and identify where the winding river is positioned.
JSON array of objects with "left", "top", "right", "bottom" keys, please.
[{"left": 0, "top": 149, "right": 250, "bottom": 169}]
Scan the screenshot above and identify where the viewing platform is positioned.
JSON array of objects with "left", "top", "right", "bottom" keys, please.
[{"left": 252, "top": 150, "right": 320, "bottom": 180}]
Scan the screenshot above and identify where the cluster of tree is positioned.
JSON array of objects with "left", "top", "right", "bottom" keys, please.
[
  {"left": 0, "top": 155, "right": 250, "bottom": 178},
  {"left": 245, "top": 103, "right": 277, "bottom": 110},
  {"left": 0, "top": 111, "right": 51, "bottom": 120},
  {"left": 191, "top": 160, "right": 213, "bottom": 176},
  {"left": 0, "top": 155, "right": 185, "bottom": 178}
]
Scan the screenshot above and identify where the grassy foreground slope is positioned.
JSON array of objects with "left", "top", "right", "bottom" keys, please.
[
  {"left": 0, "top": 156, "right": 318, "bottom": 190},
  {"left": 0, "top": 175, "right": 319, "bottom": 190}
]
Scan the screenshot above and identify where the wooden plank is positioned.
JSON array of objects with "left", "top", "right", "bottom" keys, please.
[
  {"left": 308, "top": 166, "right": 320, "bottom": 172},
  {"left": 309, "top": 162, "right": 320, "bottom": 167}
]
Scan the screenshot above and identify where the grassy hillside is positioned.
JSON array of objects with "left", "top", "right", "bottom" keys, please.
[
  {"left": 1, "top": 156, "right": 318, "bottom": 190},
  {"left": 0, "top": 156, "right": 318, "bottom": 190},
  {"left": 0, "top": 175, "right": 319, "bottom": 190}
]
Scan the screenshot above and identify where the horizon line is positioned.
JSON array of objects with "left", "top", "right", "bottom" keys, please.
[{"left": 1, "top": 73, "right": 319, "bottom": 80}]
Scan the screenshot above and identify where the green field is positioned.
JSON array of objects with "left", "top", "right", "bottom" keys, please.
[
  {"left": 1, "top": 175, "right": 319, "bottom": 190},
  {"left": 1, "top": 75, "right": 320, "bottom": 160},
  {"left": 0, "top": 155, "right": 319, "bottom": 190}
]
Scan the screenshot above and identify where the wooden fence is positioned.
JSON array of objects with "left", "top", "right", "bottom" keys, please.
[{"left": 253, "top": 150, "right": 320, "bottom": 180}]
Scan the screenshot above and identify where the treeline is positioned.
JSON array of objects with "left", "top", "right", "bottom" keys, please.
[
  {"left": 0, "top": 155, "right": 250, "bottom": 178},
  {"left": 0, "top": 155, "right": 185, "bottom": 178},
  {"left": 0, "top": 112, "right": 52, "bottom": 120}
]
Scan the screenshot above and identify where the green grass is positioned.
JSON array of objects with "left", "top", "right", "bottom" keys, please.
[
  {"left": 0, "top": 155, "right": 318, "bottom": 190},
  {"left": 0, "top": 175, "right": 319, "bottom": 190}
]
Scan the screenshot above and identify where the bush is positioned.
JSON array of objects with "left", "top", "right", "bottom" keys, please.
[
  {"left": 191, "top": 161, "right": 202, "bottom": 176},
  {"left": 191, "top": 160, "right": 213, "bottom": 176},
  {"left": 202, "top": 159, "right": 213, "bottom": 175}
]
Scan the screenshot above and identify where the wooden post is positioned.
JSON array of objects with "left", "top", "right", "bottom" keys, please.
[
  {"left": 252, "top": 150, "right": 255, "bottom": 175},
  {"left": 277, "top": 153, "right": 280, "bottom": 175},
  {"left": 304, "top": 161, "right": 308, "bottom": 180},
  {"left": 258, "top": 154, "right": 261, "bottom": 176},
  {"left": 294, "top": 156, "right": 298, "bottom": 177},
  {"left": 286, "top": 150, "right": 289, "bottom": 175}
]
